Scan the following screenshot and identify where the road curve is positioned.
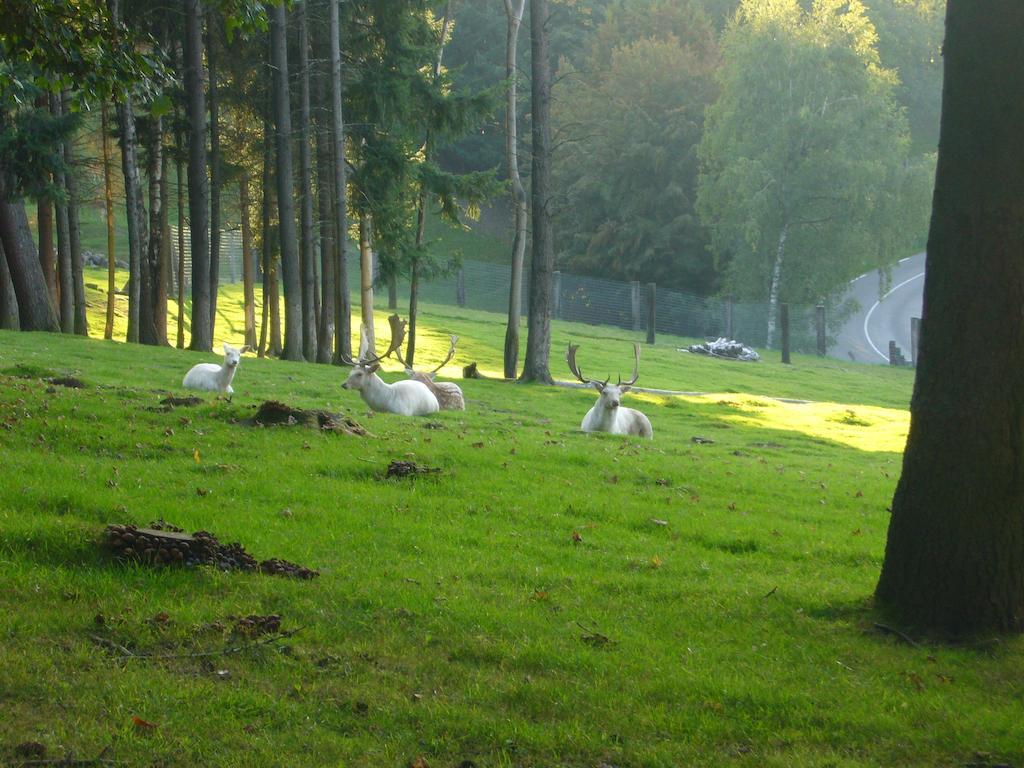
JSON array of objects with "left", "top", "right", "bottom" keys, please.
[{"left": 831, "top": 252, "right": 925, "bottom": 364}]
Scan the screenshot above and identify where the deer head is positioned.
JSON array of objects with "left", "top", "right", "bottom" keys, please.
[
  {"left": 341, "top": 315, "right": 407, "bottom": 390},
  {"left": 566, "top": 343, "right": 641, "bottom": 410}
]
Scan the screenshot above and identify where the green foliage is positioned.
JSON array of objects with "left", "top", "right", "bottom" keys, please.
[
  {"left": 344, "top": 0, "right": 499, "bottom": 286},
  {"left": 871, "top": 0, "right": 945, "bottom": 154},
  {"left": 553, "top": 0, "right": 720, "bottom": 293},
  {"left": 0, "top": 0, "right": 167, "bottom": 107},
  {"left": 697, "top": 0, "right": 932, "bottom": 306},
  {"left": 0, "top": 93, "right": 78, "bottom": 200}
]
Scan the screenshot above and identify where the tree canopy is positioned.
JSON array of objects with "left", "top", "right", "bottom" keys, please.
[{"left": 696, "top": 0, "right": 931, "bottom": 344}]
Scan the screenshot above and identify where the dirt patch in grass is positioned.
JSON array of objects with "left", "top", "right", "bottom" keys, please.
[
  {"left": 248, "top": 400, "right": 367, "bottom": 436},
  {"left": 102, "top": 523, "right": 320, "bottom": 579},
  {"left": 160, "top": 395, "right": 204, "bottom": 408},
  {"left": 385, "top": 460, "right": 441, "bottom": 479}
]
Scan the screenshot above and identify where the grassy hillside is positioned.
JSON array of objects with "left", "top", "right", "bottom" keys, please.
[{"left": 1, "top": 301, "right": 1021, "bottom": 767}]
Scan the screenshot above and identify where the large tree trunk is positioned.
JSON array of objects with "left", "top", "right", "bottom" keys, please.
[
  {"left": 157, "top": 141, "right": 171, "bottom": 345},
  {"left": 241, "top": 172, "right": 257, "bottom": 348},
  {"left": 297, "top": 0, "right": 317, "bottom": 361},
  {"left": 141, "top": 115, "right": 163, "bottom": 345},
  {"left": 116, "top": 96, "right": 147, "bottom": 344},
  {"left": 259, "top": 115, "right": 273, "bottom": 358},
  {"left": 101, "top": 102, "right": 117, "bottom": 340},
  {"left": 184, "top": 0, "right": 212, "bottom": 351},
  {"left": 520, "top": 0, "right": 554, "bottom": 384},
  {"left": 764, "top": 220, "right": 788, "bottom": 350},
  {"left": 875, "top": 0, "right": 1024, "bottom": 634},
  {"left": 62, "top": 92, "right": 87, "bottom": 337},
  {"left": 37, "top": 198, "right": 57, "bottom": 309},
  {"left": 314, "top": 54, "right": 335, "bottom": 364},
  {"left": 329, "top": 0, "right": 350, "bottom": 363},
  {"left": 174, "top": 92, "right": 186, "bottom": 349},
  {"left": 270, "top": 2, "right": 304, "bottom": 361},
  {"left": 0, "top": 196, "right": 60, "bottom": 331},
  {"left": 358, "top": 212, "right": 374, "bottom": 349},
  {"left": 51, "top": 93, "right": 74, "bottom": 333},
  {"left": 0, "top": 236, "right": 20, "bottom": 330},
  {"left": 207, "top": 11, "right": 222, "bottom": 336},
  {"left": 502, "top": 0, "right": 527, "bottom": 379}
]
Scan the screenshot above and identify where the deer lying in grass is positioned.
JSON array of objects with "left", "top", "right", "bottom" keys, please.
[
  {"left": 182, "top": 343, "right": 247, "bottom": 395},
  {"left": 567, "top": 343, "right": 653, "bottom": 439},
  {"left": 395, "top": 336, "right": 465, "bottom": 411},
  {"left": 341, "top": 315, "right": 440, "bottom": 416}
]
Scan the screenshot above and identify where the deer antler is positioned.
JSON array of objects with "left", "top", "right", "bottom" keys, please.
[
  {"left": 618, "top": 344, "right": 641, "bottom": 386},
  {"left": 339, "top": 314, "right": 407, "bottom": 366},
  {"left": 396, "top": 334, "right": 459, "bottom": 375},
  {"left": 566, "top": 344, "right": 608, "bottom": 387},
  {"left": 429, "top": 335, "right": 458, "bottom": 374}
]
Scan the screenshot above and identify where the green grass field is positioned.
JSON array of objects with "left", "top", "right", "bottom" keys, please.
[{"left": 1, "top": 285, "right": 1022, "bottom": 767}]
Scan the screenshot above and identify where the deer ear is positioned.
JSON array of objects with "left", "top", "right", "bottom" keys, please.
[
  {"left": 592, "top": 381, "right": 605, "bottom": 392},
  {"left": 619, "top": 385, "right": 631, "bottom": 394},
  {"left": 368, "top": 363, "right": 381, "bottom": 374}
]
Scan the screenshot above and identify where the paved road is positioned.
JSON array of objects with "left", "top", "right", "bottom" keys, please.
[{"left": 831, "top": 252, "right": 925, "bottom": 364}]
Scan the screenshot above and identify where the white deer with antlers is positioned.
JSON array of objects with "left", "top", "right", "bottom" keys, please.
[
  {"left": 567, "top": 343, "right": 653, "bottom": 439},
  {"left": 341, "top": 315, "right": 440, "bottom": 416},
  {"left": 395, "top": 336, "right": 465, "bottom": 411}
]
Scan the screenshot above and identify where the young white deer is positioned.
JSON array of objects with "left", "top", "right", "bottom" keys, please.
[
  {"left": 341, "top": 315, "right": 440, "bottom": 416},
  {"left": 395, "top": 335, "right": 465, "bottom": 410},
  {"left": 182, "top": 343, "right": 246, "bottom": 395},
  {"left": 567, "top": 343, "right": 653, "bottom": 439}
]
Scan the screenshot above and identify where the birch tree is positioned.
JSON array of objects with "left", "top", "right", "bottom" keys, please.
[{"left": 697, "top": 0, "right": 929, "bottom": 347}]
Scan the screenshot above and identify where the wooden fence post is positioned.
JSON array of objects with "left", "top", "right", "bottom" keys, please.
[
  {"left": 780, "top": 302, "right": 791, "bottom": 364},
  {"left": 910, "top": 317, "right": 921, "bottom": 366},
  {"left": 456, "top": 268, "right": 466, "bottom": 307},
  {"left": 725, "top": 295, "right": 734, "bottom": 339},
  {"left": 631, "top": 280, "right": 642, "bottom": 331},
  {"left": 646, "top": 282, "right": 656, "bottom": 345}
]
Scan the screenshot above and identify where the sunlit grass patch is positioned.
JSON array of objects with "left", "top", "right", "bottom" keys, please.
[{"left": 672, "top": 392, "right": 910, "bottom": 453}]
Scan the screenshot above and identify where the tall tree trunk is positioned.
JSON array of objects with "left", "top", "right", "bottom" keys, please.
[
  {"left": 0, "top": 196, "right": 60, "bottom": 331},
  {"left": 520, "top": 0, "right": 554, "bottom": 384},
  {"left": 875, "top": 0, "right": 1024, "bottom": 634},
  {"left": 184, "top": 0, "right": 212, "bottom": 351},
  {"left": 116, "top": 95, "right": 147, "bottom": 344},
  {"left": 259, "top": 115, "right": 273, "bottom": 358},
  {"left": 62, "top": 92, "right": 87, "bottom": 337},
  {"left": 764, "top": 220, "right": 788, "bottom": 350},
  {"left": 387, "top": 274, "right": 397, "bottom": 310},
  {"left": 358, "top": 212, "right": 374, "bottom": 349},
  {"left": 329, "top": 0, "right": 350, "bottom": 363},
  {"left": 157, "top": 142, "right": 171, "bottom": 345},
  {"left": 174, "top": 95, "right": 186, "bottom": 349},
  {"left": 0, "top": 236, "right": 20, "bottom": 330},
  {"left": 314, "top": 56, "right": 335, "bottom": 364},
  {"left": 297, "top": 0, "right": 317, "bottom": 361},
  {"left": 502, "top": 0, "right": 527, "bottom": 379},
  {"left": 51, "top": 93, "right": 74, "bottom": 333},
  {"left": 207, "top": 11, "right": 222, "bottom": 335},
  {"left": 241, "top": 172, "right": 256, "bottom": 348},
  {"left": 270, "top": 2, "right": 304, "bottom": 361},
  {"left": 37, "top": 198, "right": 57, "bottom": 309},
  {"left": 141, "top": 115, "right": 163, "bottom": 345},
  {"left": 101, "top": 102, "right": 117, "bottom": 340}
]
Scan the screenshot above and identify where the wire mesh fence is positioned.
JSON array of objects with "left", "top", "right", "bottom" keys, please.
[
  {"left": 374, "top": 258, "right": 835, "bottom": 354},
  {"left": 169, "top": 226, "right": 836, "bottom": 354}
]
